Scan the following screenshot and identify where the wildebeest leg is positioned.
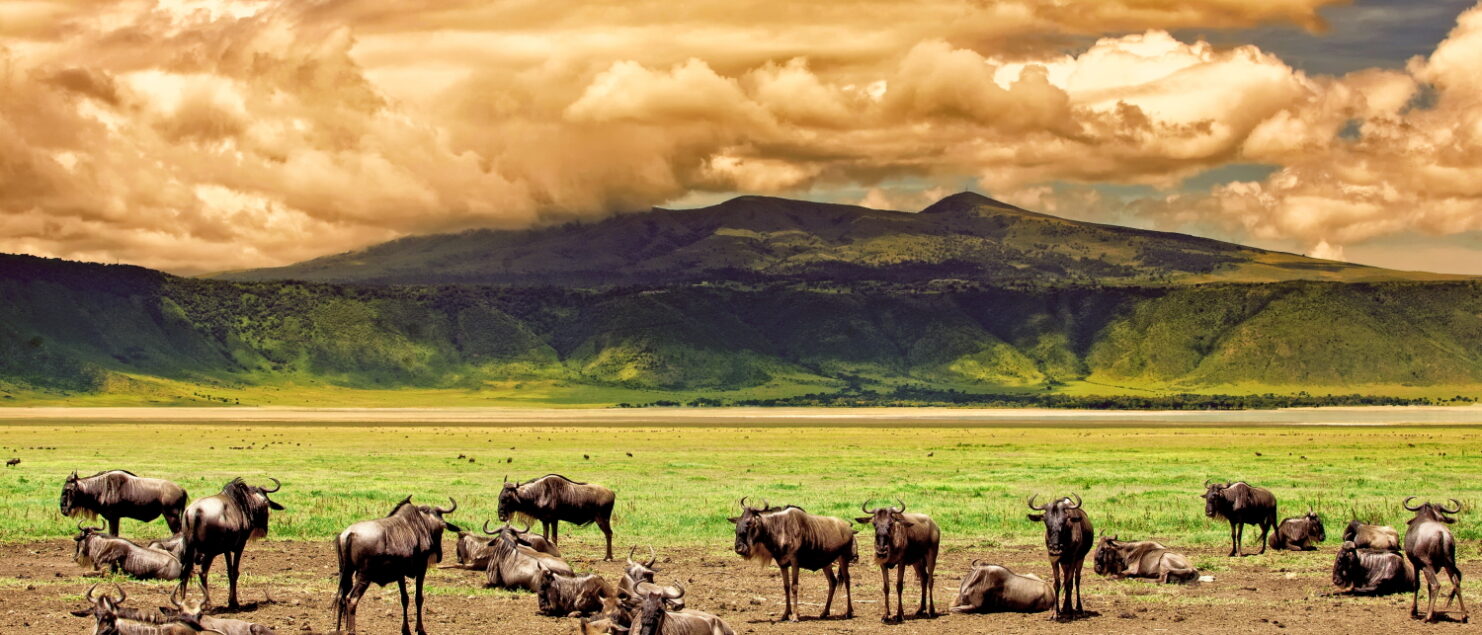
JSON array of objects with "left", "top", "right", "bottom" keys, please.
[
  {"left": 1423, "top": 566, "right": 1441, "bottom": 622},
  {"left": 1409, "top": 555, "right": 1424, "bottom": 618},
  {"left": 197, "top": 554, "right": 215, "bottom": 608},
  {"left": 1257, "top": 521, "right": 1270, "bottom": 555},
  {"left": 414, "top": 569, "right": 428, "bottom": 635},
  {"left": 1236, "top": 523, "right": 1246, "bottom": 556},
  {"left": 107, "top": 516, "right": 120, "bottom": 537},
  {"left": 344, "top": 576, "right": 370, "bottom": 634},
  {"left": 841, "top": 554, "right": 853, "bottom": 619},
  {"left": 1073, "top": 561, "right": 1084, "bottom": 615},
  {"left": 596, "top": 514, "right": 614, "bottom": 561},
  {"left": 1050, "top": 560, "right": 1062, "bottom": 620},
  {"left": 225, "top": 549, "right": 241, "bottom": 609},
  {"left": 397, "top": 577, "right": 411, "bottom": 635},
  {"left": 894, "top": 563, "right": 906, "bottom": 621},
  {"left": 778, "top": 563, "right": 795, "bottom": 622},
  {"left": 914, "top": 561, "right": 928, "bottom": 618},
  {"left": 821, "top": 564, "right": 838, "bottom": 618},
  {"left": 879, "top": 566, "right": 890, "bottom": 623},
  {"left": 552, "top": 521, "right": 560, "bottom": 546},
  {"left": 1228, "top": 522, "right": 1239, "bottom": 557},
  {"left": 541, "top": 520, "right": 552, "bottom": 542},
  {"left": 1444, "top": 563, "right": 1467, "bottom": 622}
]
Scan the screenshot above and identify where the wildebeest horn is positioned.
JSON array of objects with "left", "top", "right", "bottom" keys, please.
[
  {"left": 262, "top": 477, "right": 281, "bottom": 493},
  {"left": 738, "top": 496, "right": 750, "bottom": 510},
  {"left": 77, "top": 521, "right": 85, "bottom": 532},
  {"left": 503, "top": 474, "right": 509, "bottom": 484},
  {"left": 760, "top": 499, "right": 771, "bottom": 510},
  {"left": 169, "top": 585, "right": 183, "bottom": 609},
  {"left": 861, "top": 500, "right": 871, "bottom": 514},
  {"left": 646, "top": 545, "right": 657, "bottom": 568},
  {"left": 1441, "top": 498, "right": 1462, "bottom": 514},
  {"left": 1068, "top": 493, "right": 1082, "bottom": 509},
  {"left": 971, "top": 558, "right": 986, "bottom": 568},
  {"left": 1203, "top": 479, "right": 1212, "bottom": 488},
  {"left": 85, "top": 583, "right": 98, "bottom": 602},
  {"left": 483, "top": 519, "right": 499, "bottom": 535},
  {"left": 435, "top": 498, "right": 457, "bottom": 514},
  {"left": 1027, "top": 494, "right": 1046, "bottom": 511},
  {"left": 894, "top": 497, "right": 906, "bottom": 513},
  {"left": 628, "top": 545, "right": 638, "bottom": 564},
  {"left": 1403, "top": 496, "right": 1422, "bottom": 511},
  {"left": 664, "top": 583, "right": 685, "bottom": 600},
  {"left": 112, "top": 583, "right": 126, "bottom": 603}
]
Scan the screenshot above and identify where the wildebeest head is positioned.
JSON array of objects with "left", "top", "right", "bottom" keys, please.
[
  {"left": 632, "top": 584, "right": 685, "bottom": 635},
  {"left": 1092, "top": 535, "right": 1123, "bottom": 576},
  {"left": 68, "top": 583, "right": 129, "bottom": 624},
  {"left": 1403, "top": 497, "right": 1461, "bottom": 525},
  {"left": 59, "top": 471, "right": 90, "bottom": 518},
  {"left": 1303, "top": 509, "right": 1326, "bottom": 542},
  {"left": 727, "top": 497, "right": 773, "bottom": 560},
  {"left": 533, "top": 567, "right": 560, "bottom": 614},
  {"left": 1331, "top": 541, "right": 1364, "bottom": 589},
  {"left": 854, "top": 498, "right": 912, "bottom": 562},
  {"left": 625, "top": 545, "right": 659, "bottom": 583},
  {"left": 72, "top": 523, "right": 106, "bottom": 566},
  {"left": 220, "top": 477, "right": 284, "bottom": 539},
  {"left": 1026, "top": 494, "right": 1082, "bottom": 556},
  {"left": 1201, "top": 481, "right": 1229, "bottom": 518},
  {"left": 497, "top": 476, "right": 521, "bottom": 522}
]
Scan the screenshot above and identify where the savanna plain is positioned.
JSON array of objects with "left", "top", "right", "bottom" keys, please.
[{"left": 1, "top": 409, "right": 1479, "bottom": 633}]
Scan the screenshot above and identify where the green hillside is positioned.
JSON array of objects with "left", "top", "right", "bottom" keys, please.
[{"left": 4, "top": 253, "right": 1482, "bottom": 406}]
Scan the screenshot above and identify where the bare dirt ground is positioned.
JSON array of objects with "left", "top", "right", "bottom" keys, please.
[{"left": 2, "top": 534, "right": 1475, "bottom": 634}]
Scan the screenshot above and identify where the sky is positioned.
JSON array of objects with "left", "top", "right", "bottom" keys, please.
[{"left": 3, "top": 0, "right": 1482, "bottom": 275}]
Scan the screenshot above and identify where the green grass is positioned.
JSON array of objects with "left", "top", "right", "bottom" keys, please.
[{"left": 3, "top": 421, "right": 1480, "bottom": 555}]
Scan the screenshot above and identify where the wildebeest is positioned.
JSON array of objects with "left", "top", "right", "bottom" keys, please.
[
  {"left": 729, "top": 498, "right": 857, "bottom": 622},
  {"left": 1332, "top": 541, "right": 1415, "bottom": 596},
  {"left": 619, "top": 546, "right": 685, "bottom": 611},
  {"left": 627, "top": 585, "right": 735, "bottom": 635},
  {"left": 1269, "top": 509, "right": 1326, "bottom": 551},
  {"left": 1343, "top": 519, "right": 1400, "bottom": 551},
  {"left": 1092, "top": 536, "right": 1197, "bottom": 584},
  {"left": 485, "top": 523, "right": 575, "bottom": 591},
  {"left": 1026, "top": 494, "right": 1093, "bottom": 620},
  {"left": 948, "top": 562, "right": 1054, "bottom": 614},
  {"left": 333, "top": 496, "right": 460, "bottom": 635},
  {"left": 450, "top": 520, "right": 559, "bottom": 570},
  {"left": 73, "top": 524, "right": 183, "bottom": 580},
  {"left": 70, "top": 584, "right": 217, "bottom": 635},
  {"left": 499, "top": 474, "right": 616, "bottom": 560},
  {"left": 1201, "top": 480, "right": 1277, "bottom": 556},
  {"left": 1402, "top": 497, "right": 1468, "bottom": 623},
  {"left": 533, "top": 568, "right": 612, "bottom": 617},
  {"left": 6, "top": 457, "right": 18, "bottom": 467},
  {"left": 177, "top": 478, "right": 284, "bottom": 609},
  {"left": 168, "top": 586, "right": 277, "bottom": 635},
  {"left": 60, "top": 470, "right": 188, "bottom": 537},
  {"left": 854, "top": 498, "right": 939, "bottom": 622}
]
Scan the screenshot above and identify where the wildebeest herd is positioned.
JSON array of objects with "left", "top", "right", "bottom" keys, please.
[{"left": 56, "top": 469, "right": 1469, "bottom": 633}]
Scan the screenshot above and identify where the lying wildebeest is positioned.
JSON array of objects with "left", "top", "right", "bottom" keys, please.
[
  {"left": 1343, "top": 519, "right": 1400, "bottom": 551},
  {"left": 1403, "top": 497, "right": 1468, "bottom": 623},
  {"left": 1201, "top": 480, "right": 1277, "bottom": 556},
  {"left": 1269, "top": 509, "right": 1326, "bottom": 551},
  {"left": 1027, "top": 494, "right": 1093, "bottom": 619},
  {"left": 485, "top": 523, "right": 575, "bottom": 591},
  {"left": 70, "top": 584, "right": 216, "bottom": 635},
  {"left": 1333, "top": 541, "right": 1415, "bottom": 596},
  {"left": 168, "top": 586, "right": 277, "bottom": 635},
  {"left": 729, "top": 498, "right": 856, "bottom": 622},
  {"left": 450, "top": 520, "right": 559, "bottom": 570},
  {"left": 74, "top": 524, "right": 183, "bottom": 580},
  {"left": 333, "top": 496, "right": 460, "bottom": 635},
  {"left": 948, "top": 561, "right": 1055, "bottom": 614},
  {"left": 855, "top": 498, "right": 939, "bottom": 622},
  {"left": 618, "top": 546, "right": 686, "bottom": 612},
  {"left": 626, "top": 585, "right": 735, "bottom": 635},
  {"left": 499, "top": 474, "right": 616, "bottom": 560},
  {"left": 1092, "top": 536, "right": 1197, "bottom": 584},
  {"left": 177, "top": 478, "right": 284, "bottom": 609},
  {"left": 533, "top": 567, "right": 612, "bottom": 617},
  {"left": 60, "top": 469, "right": 188, "bottom": 537}
]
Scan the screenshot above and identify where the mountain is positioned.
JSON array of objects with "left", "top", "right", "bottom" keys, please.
[
  {"left": 220, "top": 192, "right": 1457, "bottom": 286},
  {"left": 4, "top": 251, "right": 1482, "bottom": 406}
]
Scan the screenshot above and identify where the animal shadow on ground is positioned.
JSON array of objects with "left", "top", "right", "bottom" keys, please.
[{"left": 1052, "top": 609, "right": 1101, "bottom": 623}]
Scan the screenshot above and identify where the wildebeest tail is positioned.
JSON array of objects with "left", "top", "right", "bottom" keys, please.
[
  {"left": 176, "top": 506, "right": 201, "bottom": 596},
  {"left": 333, "top": 533, "right": 352, "bottom": 630}
]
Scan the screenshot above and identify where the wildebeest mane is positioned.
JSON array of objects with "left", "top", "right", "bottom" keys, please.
[
  {"left": 527, "top": 473, "right": 589, "bottom": 486},
  {"left": 527, "top": 477, "right": 606, "bottom": 525},
  {"left": 220, "top": 478, "right": 269, "bottom": 534},
  {"left": 373, "top": 505, "right": 438, "bottom": 558}
]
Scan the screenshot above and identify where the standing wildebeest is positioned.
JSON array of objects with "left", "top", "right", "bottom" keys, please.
[
  {"left": 729, "top": 498, "right": 857, "bottom": 622},
  {"left": 177, "top": 478, "right": 284, "bottom": 609},
  {"left": 1403, "top": 497, "right": 1468, "bottom": 623},
  {"left": 1201, "top": 480, "right": 1277, "bottom": 556},
  {"left": 1026, "top": 494, "right": 1093, "bottom": 620},
  {"left": 1269, "top": 509, "right": 1326, "bottom": 551},
  {"left": 1344, "top": 519, "right": 1401, "bottom": 551},
  {"left": 73, "top": 524, "right": 183, "bottom": 580},
  {"left": 333, "top": 496, "right": 460, "bottom": 635},
  {"left": 1092, "top": 536, "right": 1197, "bottom": 584},
  {"left": 854, "top": 499, "right": 939, "bottom": 622},
  {"left": 498, "top": 474, "right": 615, "bottom": 560},
  {"left": 948, "top": 562, "right": 1054, "bottom": 614},
  {"left": 627, "top": 585, "right": 735, "bottom": 635},
  {"left": 485, "top": 524, "right": 575, "bottom": 591},
  {"left": 533, "top": 568, "right": 612, "bottom": 617},
  {"left": 60, "top": 470, "right": 188, "bottom": 537},
  {"left": 1333, "top": 541, "right": 1416, "bottom": 596}
]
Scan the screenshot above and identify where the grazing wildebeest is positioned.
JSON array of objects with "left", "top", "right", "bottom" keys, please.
[
  {"left": 1201, "top": 480, "right": 1277, "bottom": 556},
  {"left": 948, "top": 562, "right": 1055, "bottom": 614},
  {"left": 1026, "top": 494, "right": 1093, "bottom": 620},
  {"left": 1092, "top": 536, "right": 1197, "bottom": 584},
  {"left": 627, "top": 585, "right": 735, "bottom": 635},
  {"left": 73, "top": 524, "right": 183, "bottom": 580},
  {"left": 177, "top": 478, "right": 284, "bottom": 609},
  {"left": 1333, "top": 541, "right": 1416, "bottom": 596},
  {"left": 854, "top": 498, "right": 939, "bottom": 622},
  {"left": 729, "top": 498, "right": 857, "bottom": 622},
  {"left": 1344, "top": 519, "right": 1401, "bottom": 551},
  {"left": 1403, "top": 497, "right": 1468, "bottom": 623},
  {"left": 333, "top": 496, "right": 460, "bottom": 635},
  {"left": 70, "top": 584, "right": 216, "bottom": 635},
  {"left": 60, "top": 470, "right": 188, "bottom": 537},
  {"left": 168, "top": 586, "right": 277, "bottom": 635},
  {"left": 499, "top": 474, "right": 615, "bottom": 560},
  {"left": 1269, "top": 509, "right": 1326, "bottom": 551},
  {"left": 485, "top": 524, "right": 575, "bottom": 591},
  {"left": 533, "top": 568, "right": 612, "bottom": 617}
]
